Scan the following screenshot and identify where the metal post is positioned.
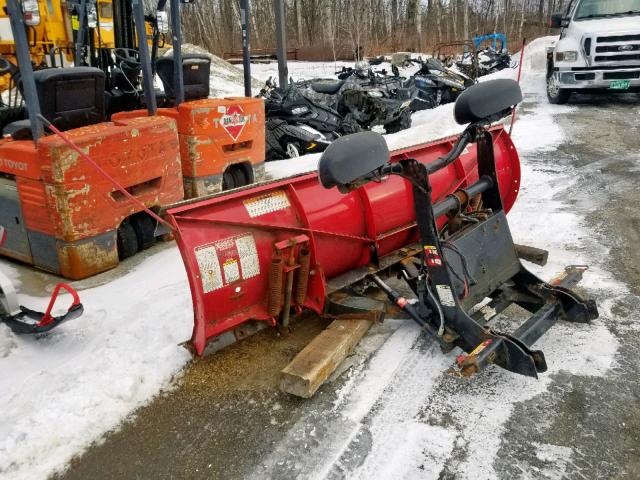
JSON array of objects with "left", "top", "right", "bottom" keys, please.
[
  {"left": 169, "top": 0, "right": 184, "bottom": 106},
  {"left": 75, "top": 0, "right": 87, "bottom": 66},
  {"left": 132, "top": 0, "right": 157, "bottom": 115},
  {"left": 151, "top": 0, "right": 168, "bottom": 76},
  {"left": 273, "top": 0, "right": 288, "bottom": 88},
  {"left": 6, "top": 0, "right": 43, "bottom": 141},
  {"left": 240, "top": 0, "right": 251, "bottom": 97}
]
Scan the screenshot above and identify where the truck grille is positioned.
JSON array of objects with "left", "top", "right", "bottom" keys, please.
[
  {"left": 597, "top": 34, "right": 640, "bottom": 43},
  {"left": 603, "top": 71, "right": 640, "bottom": 80},
  {"left": 586, "top": 32, "right": 640, "bottom": 66}
]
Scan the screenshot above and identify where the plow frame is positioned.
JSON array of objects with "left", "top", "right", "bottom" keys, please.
[{"left": 367, "top": 126, "right": 599, "bottom": 378}]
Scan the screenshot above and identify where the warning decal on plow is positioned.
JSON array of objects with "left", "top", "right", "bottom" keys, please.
[
  {"left": 194, "top": 234, "right": 260, "bottom": 293},
  {"left": 195, "top": 244, "right": 223, "bottom": 293},
  {"left": 243, "top": 191, "right": 291, "bottom": 218},
  {"left": 236, "top": 235, "right": 260, "bottom": 279}
]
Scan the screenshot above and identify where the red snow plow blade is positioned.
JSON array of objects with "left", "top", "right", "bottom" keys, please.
[{"left": 167, "top": 125, "right": 520, "bottom": 355}]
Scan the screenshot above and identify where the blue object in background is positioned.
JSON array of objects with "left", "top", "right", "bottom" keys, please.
[{"left": 473, "top": 33, "right": 507, "bottom": 51}]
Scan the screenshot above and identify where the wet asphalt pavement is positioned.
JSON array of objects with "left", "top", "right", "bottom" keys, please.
[{"left": 58, "top": 91, "right": 640, "bottom": 480}]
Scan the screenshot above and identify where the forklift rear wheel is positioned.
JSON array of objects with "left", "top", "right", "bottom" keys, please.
[
  {"left": 131, "top": 214, "right": 155, "bottom": 250},
  {"left": 222, "top": 170, "right": 235, "bottom": 190},
  {"left": 231, "top": 167, "right": 249, "bottom": 188},
  {"left": 117, "top": 221, "right": 138, "bottom": 260}
]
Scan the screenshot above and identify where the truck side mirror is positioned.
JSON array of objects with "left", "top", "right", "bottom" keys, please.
[{"left": 549, "top": 13, "right": 568, "bottom": 29}]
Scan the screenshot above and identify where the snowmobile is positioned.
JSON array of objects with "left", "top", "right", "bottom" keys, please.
[
  {"left": 0, "top": 226, "right": 84, "bottom": 334},
  {"left": 471, "top": 33, "right": 516, "bottom": 77},
  {"left": 409, "top": 57, "right": 476, "bottom": 108},
  {"left": 337, "top": 79, "right": 413, "bottom": 134},
  {"left": 456, "top": 48, "right": 516, "bottom": 78},
  {"left": 259, "top": 77, "right": 350, "bottom": 160},
  {"left": 401, "top": 74, "right": 441, "bottom": 111},
  {"left": 335, "top": 64, "right": 399, "bottom": 84},
  {"left": 322, "top": 64, "right": 414, "bottom": 134},
  {"left": 334, "top": 64, "right": 429, "bottom": 116},
  {"left": 475, "top": 47, "right": 516, "bottom": 76},
  {"left": 265, "top": 118, "right": 335, "bottom": 160}
]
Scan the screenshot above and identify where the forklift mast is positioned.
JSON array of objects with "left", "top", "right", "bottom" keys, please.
[
  {"left": 113, "top": 0, "right": 135, "bottom": 49},
  {"left": 167, "top": 0, "right": 183, "bottom": 105},
  {"left": 131, "top": 0, "right": 155, "bottom": 114},
  {"left": 6, "top": 0, "right": 43, "bottom": 140}
]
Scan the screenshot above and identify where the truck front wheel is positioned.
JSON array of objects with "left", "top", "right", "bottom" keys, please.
[{"left": 547, "top": 72, "right": 571, "bottom": 104}]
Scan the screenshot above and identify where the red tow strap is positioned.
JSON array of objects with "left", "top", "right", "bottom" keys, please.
[{"left": 38, "top": 115, "right": 175, "bottom": 231}]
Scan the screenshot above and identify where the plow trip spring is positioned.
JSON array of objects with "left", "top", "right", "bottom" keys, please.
[{"left": 167, "top": 79, "right": 599, "bottom": 378}]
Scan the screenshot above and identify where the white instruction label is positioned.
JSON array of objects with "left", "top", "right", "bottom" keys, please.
[
  {"left": 195, "top": 244, "right": 223, "bottom": 293},
  {"left": 436, "top": 284, "right": 456, "bottom": 307},
  {"left": 194, "top": 234, "right": 261, "bottom": 294},
  {"left": 236, "top": 235, "right": 260, "bottom": 279},
  {"left": 243, "top": 191, "right": 290, "bottom": 218}
]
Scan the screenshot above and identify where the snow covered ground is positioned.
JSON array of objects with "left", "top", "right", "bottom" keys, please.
[{"left": 0, "top": 36, "right": 631, "bottom": 479}]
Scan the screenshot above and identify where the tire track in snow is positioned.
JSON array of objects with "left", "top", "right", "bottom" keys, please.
[
  {"left": 323, "top": 336, "right": 454, "bottom": 480},
  {"left": 249, "top": 322, "right": 453, "bottom": 479}
]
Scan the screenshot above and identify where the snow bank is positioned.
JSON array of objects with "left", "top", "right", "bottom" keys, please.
[{"left": 163, "top": 43, "right": 262, "bottom": 97}]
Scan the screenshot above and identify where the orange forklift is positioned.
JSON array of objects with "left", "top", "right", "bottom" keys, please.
[
  {"left": 112, "top": 0, "right": 266, "bottom": 197},
  {"left": 0, "top": 0, "right": 183, "bottom": 279}
]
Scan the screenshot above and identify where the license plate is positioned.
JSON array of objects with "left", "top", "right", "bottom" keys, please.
[{"left": 610, "top": 80, "right": 630, "bottom": 90}]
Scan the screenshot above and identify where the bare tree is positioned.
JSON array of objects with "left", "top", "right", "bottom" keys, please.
[{"left": 177, "top": 0, "right": 562, "bottom": 60}]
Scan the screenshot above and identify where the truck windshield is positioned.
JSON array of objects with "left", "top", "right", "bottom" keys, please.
[{"left": 575, "top": 0, "right": 640, "bottom": 19}]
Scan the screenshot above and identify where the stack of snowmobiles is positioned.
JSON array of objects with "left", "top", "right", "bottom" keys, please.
[
  {"left": 403, "top": 57, "right": 476, "bottom": 111},
  {"left": 260, "top": 67, "right": 413, "bottom": 161},
  {"left": 259, "top": 56, "right": 476, "bottom": 161},
  {"left": 260, "top": 78, "right": 346, "bottom": 160},
  {"left": 456, "top": 48, "right": 517, "bottom": 79}
]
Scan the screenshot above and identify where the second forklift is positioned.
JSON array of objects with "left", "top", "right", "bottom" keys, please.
[{"left": 112, "top": 0, "right": 266, "bottom": 196}]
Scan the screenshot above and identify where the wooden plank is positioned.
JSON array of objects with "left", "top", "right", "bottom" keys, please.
[{"left": 280, "top": 318, "right": 373, "bottom": 398}]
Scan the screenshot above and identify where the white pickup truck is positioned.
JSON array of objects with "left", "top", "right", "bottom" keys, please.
[{"left": 546, "top": 0, "right": 640, "bottom": 103}]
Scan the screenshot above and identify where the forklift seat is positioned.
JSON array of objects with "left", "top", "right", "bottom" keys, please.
[
  {"left": 156, "top": 54, "right": 211, "bottom": 102},
  {"left": 3, "top": 67, "right": 106, "bottom": 140}
]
